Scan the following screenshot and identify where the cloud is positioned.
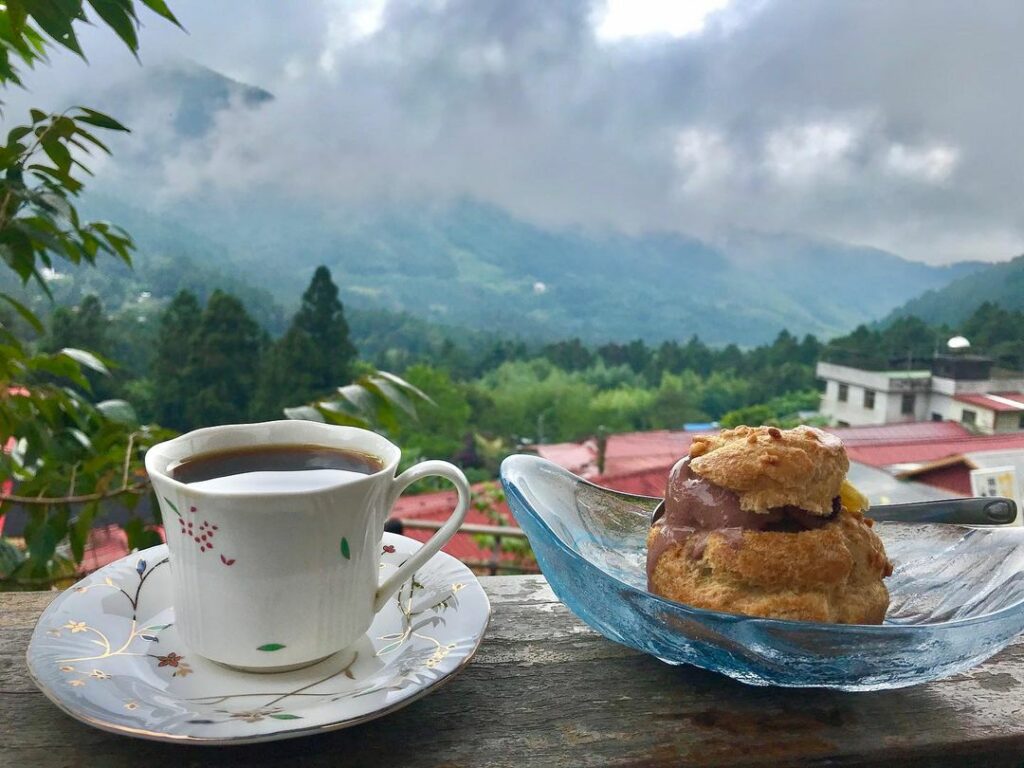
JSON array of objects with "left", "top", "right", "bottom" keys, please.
[
  {"left": 9, "top": 0, "right": 1024, "bottom": 264},
  {"left": 674, "top": 128, "right": 735, "bottom": 193},
  {"left": 594, "top": 0, "right": 733, "bottom": 42},
  {"left": 884, "top": 143, "right": 959, "bottom": 184},
  {"left": 763, "top": 120, "right": 861, "bottom": 186}
]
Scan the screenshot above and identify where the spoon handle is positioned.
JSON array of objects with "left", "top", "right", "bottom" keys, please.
[{"left": 870, "top": 497, "right": 1018, "bottom": 525}]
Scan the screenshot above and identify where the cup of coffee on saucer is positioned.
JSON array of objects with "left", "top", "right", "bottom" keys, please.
[{"left": 145, "top": 420, "right": 469, "bottom": 672}]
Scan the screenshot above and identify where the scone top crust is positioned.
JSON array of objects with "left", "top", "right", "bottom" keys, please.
[{"left": 688, "top": 425, "right": 848, "bottom": 515}]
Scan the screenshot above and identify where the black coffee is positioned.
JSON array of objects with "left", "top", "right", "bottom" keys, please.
[{"left": 171, "top": 444, "right": 384, "bottom": 490}]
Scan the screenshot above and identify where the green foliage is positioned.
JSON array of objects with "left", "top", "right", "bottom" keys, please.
[
  {"left": 151, "top": 289, "right": 200, "bottom": 429},
  {"left": 823, "top": 317, "right": 940, "bottom": 370},
  {"left": 468, "top": 482, "right": 534, "bottom": 573},
  {"left": 45, "top": 294, "right": 108, "bottom": 353},
  {"left": 392, "top": 364, "right": 470, "bottom": 460},
  {"left": 474, "top": 360, "right": 597, "bottom": 444},
  {"left": 720, "top": 390, "right": 822, "bottom": 429},
  {"left": 1, "top": 382, "right": 174, "bottom": 582},
  {"left": 0, "top": 107, "right": 133, "bottom": 291},
  {"left": 0, "top": 1, "right": 180, "bottom": 91},
  {"left": 961, "top": 302, "right": 1024, "bottom": 371},
  {"left": 286, "top": 369, "right": 432, "bottom": 434},
  {"left": 293, "top": 266, "right": 357, "bottom": 386},
  {"left": 543, "top": 337, "right": 594, "bottom": 372},
  {"left": 884, "top": 253, "right": 1024, "bottom": 329},
  {"left": 0, "top": 1, "right": 181, "bottom": 585},
  {"left": 184, "top": 290, "right": 265, "bottom": 426},
  {"left": 253, "top": 266, "right": 356, "bottom": 418}
]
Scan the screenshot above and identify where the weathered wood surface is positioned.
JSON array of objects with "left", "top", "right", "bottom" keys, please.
[{"left": 3, "top": 576, "right": 1024, "bottom": 768}]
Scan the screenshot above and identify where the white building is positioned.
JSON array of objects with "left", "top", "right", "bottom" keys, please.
[{"left": 817, "top": 355, "right": 1024, "bottom": 434}]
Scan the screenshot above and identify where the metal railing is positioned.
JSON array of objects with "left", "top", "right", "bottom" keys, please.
[{"left": 394, "top": 518, "right": 535, "bottom": 576}]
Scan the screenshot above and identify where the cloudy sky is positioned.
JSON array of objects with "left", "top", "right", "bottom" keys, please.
[{"left": 9, "top": 0, "right": 1024, "bottom": 264}]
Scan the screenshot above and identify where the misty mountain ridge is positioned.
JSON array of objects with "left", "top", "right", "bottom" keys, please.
[
  {"left": 883, "top": 253, "right": 1024, "bottom": 328},
  {"left": 74, "top": 62, "right": 984, "bottom": 345}
]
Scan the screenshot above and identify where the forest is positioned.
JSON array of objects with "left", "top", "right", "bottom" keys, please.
[{"left": 33, "top": 266, "right": 1024, "bottom": 485}]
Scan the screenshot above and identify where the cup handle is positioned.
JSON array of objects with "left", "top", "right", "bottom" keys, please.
[{"left": 374, "top": 460, "right": 470, "bottom": 613}]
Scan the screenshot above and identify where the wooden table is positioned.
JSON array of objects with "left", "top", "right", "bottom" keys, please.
[{"left": 3, "top": 576, "right": 1024, "bottom": 767}]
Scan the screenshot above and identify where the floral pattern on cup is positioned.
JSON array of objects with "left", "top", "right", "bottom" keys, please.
[{"left": 165, "top": 497, "right": 235, "bottom": 564}]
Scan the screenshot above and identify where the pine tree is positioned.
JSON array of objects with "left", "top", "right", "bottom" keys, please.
[
  {"left": 250, "top": 326, "right": 318, "bottom": 420},
  {"left": 253, "top": 266, "right": 357, "bottom": 417},
  {"left": 185, "top": 290, "right": 264, "bottom": 427},
  {"left": 293, "top": 266, "right": 357, "bottom": 391},
  {"left": 151, "top": 290, "right": 201, "bottom": 431},
  {"left": 47, "top": 294, "right": 108, "bottom": 353}
]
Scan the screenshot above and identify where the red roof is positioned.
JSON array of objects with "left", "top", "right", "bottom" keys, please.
[
  {"left": 391, "top": 484, "right": 523, "bottom": 568},
  {"left": 954, "top": 392, "right": 1024, "bottom": 413},
  {"left": 537, "top": 429, "right": 707, "bottom": 479},
  {"left": 591, "top": 467, "right": 666, "bottom": 497},
  {"left": 845, "top": 432, "right": 1024, "bottom": 468},
  {"left": 536, "top": 422, "right": 976, "bottom": 480},
  {"left": 826, "top": 421, "right": 971, "bottom": 443}
]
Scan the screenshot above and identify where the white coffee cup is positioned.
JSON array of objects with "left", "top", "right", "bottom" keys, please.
[{"left": 145, "top": 420, "right": 469, "bottom": 671}]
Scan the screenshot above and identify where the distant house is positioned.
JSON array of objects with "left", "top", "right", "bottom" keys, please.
[{"left": 817, "top": 355, "right": 1024, "bottom": 434}]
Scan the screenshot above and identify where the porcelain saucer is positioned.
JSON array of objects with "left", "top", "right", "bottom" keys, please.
[{"left": 26, "top": 533, "right": 490, "bottom": 744}]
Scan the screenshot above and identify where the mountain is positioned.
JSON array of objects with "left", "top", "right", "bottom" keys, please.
[
  {"left": 92, "top": 60, "right": 273, "bottom": 138},
  {"left": 883, "top": 254, "right": 1024, "bottom": 328},
  {"left": 71, "top": 62, "right": 983, "bottom": 345},
  {"left": 81, "top": 192, "right": 979, "bottom": 345}
]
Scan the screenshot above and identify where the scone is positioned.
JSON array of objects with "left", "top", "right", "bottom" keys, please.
[{"left": 646, "top": 425, "right": 893, "bottom": 624}]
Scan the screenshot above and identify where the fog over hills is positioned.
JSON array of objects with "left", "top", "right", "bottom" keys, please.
[{"left": 69, "top": 62, "right": 981, "bottom": 345}]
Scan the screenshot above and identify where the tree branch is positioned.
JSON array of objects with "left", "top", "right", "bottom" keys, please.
[{"left": 1, "top": 481, "right": 149, "bottom": 506}]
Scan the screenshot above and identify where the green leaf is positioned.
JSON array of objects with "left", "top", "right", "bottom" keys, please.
[
  {"left": 139, "top": 0, "right": 182, "bottom": 27},
  {"left": 268, "top": 714, "right": 302, "bottom": 720},
  {"left": 0, "top": 538, "right": 27, "bottom": 579},
  {"left": 69, "top": 503, "right": 98, "bottom": 563},
  {"left": 7, "top": 125, "right": 32, "bottom": 143},
  {"left": 162, "top": 496, "right": 182, "bottom": 520},
  {"left": 74, "top": 107, "right": 128, "bottom": 132},
  {"left": 7, "top": 2, "right": 28, "bottom": 33},
  {"left": 22, "top": 0, "right": 85, "bottom": 57},
  {"left": 69, "top": 428, "right": 91, "bottom": 449},
  {"left": 374, "top": 370, "right": 434, "bottom": 405},
  {"left": 41, "top": 139, "right": 73, "bottom": 172},
  {"left": 0, "top": 293, "right": 44, "bottom": 333},
  {"left": 283, "top": 405, "right": 325, "bottom": 423},
  {"left": 97, "top": 399, "right": 137, "bottom": 425},
  {"left": 59, "top": 347, "right": 109, "bottom": 374},
  {"left": 340, "top": 537, "right": 351, "bottom": 560},
  {"left": 25, "top": 506, "right": 68, "bottom": 574},
  {"left": 257, "top": 643, "right": 286, "bottom": 652},
  {"left": 85, "top": 0, "right": 139, "bottom": 54}
]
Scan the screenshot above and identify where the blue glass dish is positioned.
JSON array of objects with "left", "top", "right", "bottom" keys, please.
[{"left": 501, "top": 454, "right": 1024, "bottom": 690}]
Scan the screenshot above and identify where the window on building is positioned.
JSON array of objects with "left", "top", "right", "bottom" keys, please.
[
  {"left": 863, "top": 389, "right": 875, "bottom": 409},
  {"left": 962, "top": 409, "right": 977, "bottom": 426},
  {"left": 838, "top": 383, "right": 848, "bottom": 402},
  {"left": 1019, "top": 413, "right": 1024, "bottom": 430},
  {"left": 931, "top": 412, "right": 943, "bottom": 422},
  {"left": 901, "top": 393, "right": 915, "bottom": 415}
]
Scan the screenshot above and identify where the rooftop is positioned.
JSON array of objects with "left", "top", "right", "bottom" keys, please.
[{"left": 953, "top": 392, "right": 1024, "bottom": 413}]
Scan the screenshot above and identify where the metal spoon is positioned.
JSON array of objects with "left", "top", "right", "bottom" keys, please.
[
  {"left": 649, "top": 496, "right": 1018, "bottom": 526},
  {"left": 868, "top": 496, "right": 1017, "bottom": 525}
]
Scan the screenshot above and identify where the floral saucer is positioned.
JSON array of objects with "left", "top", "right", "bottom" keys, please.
[{"left": 26, "top": 533, "right": 490, "bottom": 744}]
